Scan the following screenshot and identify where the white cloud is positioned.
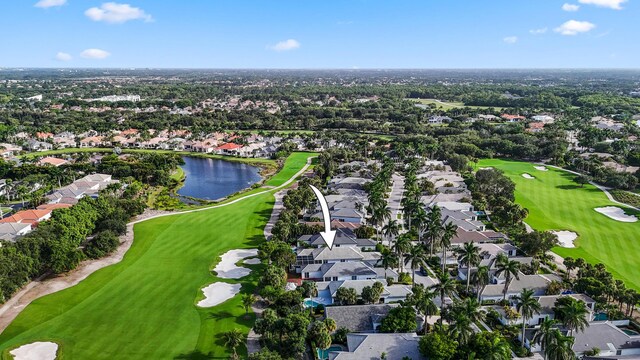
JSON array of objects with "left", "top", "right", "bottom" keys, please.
[
  {"left": 578, "top": 0, "right": 627, "bottom": 9},
  {"left": 554, "top": 20, "right": 596, "bottom": 35},
  {"left": 34, "top": 0, "right": 66, "bottom": 8},
  {"left": 529, "top": 27, "right": 548, "bottom": 35},
  {"left": 562, "top": 3, "right": 581, "bottom": 11},
  {"left": 80, "top": 48, "right": 111, "bottom": 59},
  {"left": 269, "top": 39, "right": 301, "bottom": 51},
  {"left": 503, "top": 36, "right": 518, "bottom": 44},
  {"left": 85, "top": 2, "right": 153, "bottom": 24},
  {"left": 55, "top": 52, "right": 72, "bottom": 61}
]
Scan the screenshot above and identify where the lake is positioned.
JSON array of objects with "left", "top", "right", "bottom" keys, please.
[{"left": 177, "top": 157, "right": 262, "bottom": 200}]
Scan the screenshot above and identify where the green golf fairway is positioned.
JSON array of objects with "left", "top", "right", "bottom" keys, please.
[
  {"left": 477, "top": 159, "right": 640, "bottom": 291},
  {"left": 0, "top": 152, "right": 313, "bottom": 360}
]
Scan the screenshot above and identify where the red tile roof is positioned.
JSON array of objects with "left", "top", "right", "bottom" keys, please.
[
  {"left": 217, "top": 143, "right": 243, "bottom": 150},
  {"left": 37, "top": 203, "right": 73, "bottom": 211},
  {"left": 0, "top": 209, "right": 51, "bottom": 224}
]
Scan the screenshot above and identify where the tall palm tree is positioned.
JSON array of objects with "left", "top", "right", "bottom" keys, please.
[
  {"left": 448, "top": 312, "right": 473, "bottom": 345},
  {"left": 533, "top": 318, "right": 558, "bottom": 359},
  {"left": 545, "top": 330, "right": 576, "bottom": 360},
  {"left": 392, "top": 234, "right": 412, "bottom": 272},
  {"left": 440, "top": 222, "right": 458, "bottom": 273},
  {"left": 406, "top": 244, "right": 427, "bottom": 282},
  {"left": 472, "top": 265, "right": 491, "bottom": 301},
  {"left": 514, "top": 288, "right": 542, "bottom": 349},
  {"left": 432, "top": 272, "right": 456, "bottom": 324},
  {"left": 416, "top": 288, "right": 439, "bottom": 333},
  {"left": 379, "top": 250, "right": 398, "bottom": 278},
  {"left": 494, "top": 253, "right": 521, "bottom": 301},
  {"left": 425, "top": 207, "right": 443, "bottom": 256},
  {"left": 455, "top": 242, "right": 482, "bottom": 292},
  {"left": 221, "top": 328, "right": 245, "bottom": 359},
  {"left": 414, "top": 207, "right": 429, "bottom": 243},
  {"left": 556, "top": 299, "right": 589, "bottom": 337},
  {"left": 382, "top": 220, "right": 400, "bottom": 244}
]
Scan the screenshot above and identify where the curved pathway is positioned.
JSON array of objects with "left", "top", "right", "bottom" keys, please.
[{"left": 0, "top": 157, "right": 314, "bottom": 334}]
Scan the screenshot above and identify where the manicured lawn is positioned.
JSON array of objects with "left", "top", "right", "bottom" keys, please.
[
  {"left": 408, "top": 98, "right": 506, "bottom": 111},
  {"left": 264, "top": 152, "right": 316, "bottom": 187},
  {"left": 0, "top": 153, "right": 314, "bottom": 360},
  {"left": 477, "top": 159, "right": 640, "bottom": 291}
]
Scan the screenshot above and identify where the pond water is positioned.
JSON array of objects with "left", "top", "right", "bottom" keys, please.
[{"left": 177, "top": 157, "right": 262, "bottom": 200}]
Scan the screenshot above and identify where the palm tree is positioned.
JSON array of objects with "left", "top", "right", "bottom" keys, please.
[
  {"left": 514, "top": 288, "right": 541, "bottom": 349},
  {"left": 448, "top": 312, "right": 473, "bottom": 345},
  {"left": 455, "top": 242, "right": 482, "bottom": 292},
  {"left": 432, "top": 272, "right": 456, "bottom": 324},
  {"left": 241, "top": 293, "right": 257, "bottom": 317},
  {"left": 416, "top": 288, "right": 439, "bottom": 333},
  {"left": 379, "top": 250, "right": 398, "bottom": 278},
  {"left": 472, "top": 265, "right": 490, "bottom": 301},
  {"left": 556, "top": 299, "right": 589, "bottom": 337},
  {"left": 382, "top": 220, "right": 400, "bottom": 244},
  {"left": 494, "top": 253, "right": 521, "bottom": 301},
  {"left": 533, "top": 318, "right": 558, "bottom": 359},
  {"left": 545, "top": 330, "right": 576, "bottom": 360},
  {"left": 406, "top": 244, "right": 427, "bottom": 282},
  {"left": 221, "top": 328, "right": 244, "bottom": 359},
  {"left": 460, "top": 297, "right": 486, "bottom": 324},
  {"left": 439, "top": 222, "right": 458, "bottom": 273},
  {"left": 484, "top": 333, "right": 512, "bottom": 360},
  {"left": 425, "top": 207, "right": 442, "bottom": 256},
  {"left": 392, "top": 234, "right": 412, "bottom": 272}
]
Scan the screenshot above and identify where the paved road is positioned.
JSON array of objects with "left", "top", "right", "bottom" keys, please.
[
  {"left": 263, "top": 189, "right": 287, "bottom": 240},
  {"left": 388, "top": 173, "right": 405, "bottom": 229}
]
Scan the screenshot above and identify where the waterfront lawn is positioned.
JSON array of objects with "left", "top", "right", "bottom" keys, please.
[
  {"left": 477, "top": 159, "right": 640, "bottom": 291},
  {"left": 0, "top": 153, "right": 313, "bottom": 360}
]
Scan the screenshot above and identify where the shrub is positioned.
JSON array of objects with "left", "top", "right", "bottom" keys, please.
[{"left": 84, "top": 230, "right": 120, "bottom": 259}]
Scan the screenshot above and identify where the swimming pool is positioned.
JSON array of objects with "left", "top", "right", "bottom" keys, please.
[
  {"left": 317, "top": 345, "right": 343, "bottom": 359},
  {"left": 304, "top": 299, "right": 320, "bottom": 308}
]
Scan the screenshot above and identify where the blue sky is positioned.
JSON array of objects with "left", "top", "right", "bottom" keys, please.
[{"left": 1, "top": 0, "right": 638, "bottom": 68}]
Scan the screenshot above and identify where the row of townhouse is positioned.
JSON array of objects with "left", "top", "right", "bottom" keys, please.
[{"left": 0, "top": 174, "right": 117, "bottom": 242}]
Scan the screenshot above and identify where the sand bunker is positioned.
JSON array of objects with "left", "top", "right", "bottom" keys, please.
[
  {"left": 534, "top": 166, "right": 548, "bottom": 171},
  {"left": 197, "top": 282, "right": 242, "bottom": 307},
  {"left": 522, "top": 173, "right": 535, "bottom": 179},
  {"left": 594, "top": 207, "right": 638, "bottom": 223},
  {"left": 10, "top": 342, "right": 58, "bottom": 360},
  {"left": 214, "top": 249, "right": 258, "bottom": 279},
  {"left": 551, "top": 231, "right": 578, "bottom": 248},
  {"left": 243, "top": 258, "right": 261, "bottom": 265}
]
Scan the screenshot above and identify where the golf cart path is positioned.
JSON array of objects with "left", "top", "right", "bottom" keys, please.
[{"left": 0, "top": 157, "right": 314, "bottom": 334}]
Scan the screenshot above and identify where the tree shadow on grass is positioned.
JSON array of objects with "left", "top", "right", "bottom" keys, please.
[
  {"left": 173, "top": 350, "right": 214, "bottom": 360},
  {"left": 208, "top": 310, "right": 234, "bottom": 320},
  {"left": 556, "top": 184, "right": 601, "bottom": 192}
]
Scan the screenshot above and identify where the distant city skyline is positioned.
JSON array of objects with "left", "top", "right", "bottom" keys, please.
[{"left": 1, "top": 0, "right": 638, "bottom": 68}]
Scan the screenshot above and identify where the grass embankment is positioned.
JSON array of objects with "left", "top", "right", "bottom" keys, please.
[
  {"left": 0, "top": 152, "right": 314, "bottom": 360},
  {"left": 610, "top": 190, "right": 640, "bottom": 208},
  {"left": 477, "top": 159, "right": 640, "bottom": 291}
]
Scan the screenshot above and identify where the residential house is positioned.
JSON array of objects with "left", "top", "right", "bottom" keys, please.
[
  {"left": 25, "top": 139, "right": 52, "bottom": 151},
  {"left": 328, "top": 333, "right": 422, "bottom": 360},
  {"left": 315, "top": 279, "right": 412, "bottom": 305},
  {"left": 0, "top": 222, "right": 33, "bottom": 242},
  {"left": 324, "top": 304, "right": 399, "bottom": 333},
  {"left": 37, "top": 157, "right": 69, "bottom": 167},
  {"left": 572, "top": 320, "right": 640, "bottom": 357},
  {"left": 479, "top": 273, "right": 562, "bottom": 302},
  {"left": 0, "top": 209, "right": 52, "bottom": 225}
]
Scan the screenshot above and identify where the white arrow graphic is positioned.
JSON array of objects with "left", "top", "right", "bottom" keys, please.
[{"left": 309, "top": 185, "right": 336, "bottom": 250}]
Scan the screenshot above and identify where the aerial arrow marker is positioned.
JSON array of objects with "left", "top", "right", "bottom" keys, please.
[{"left": 309, "top": 185, "right": 336, "bottom": 250}]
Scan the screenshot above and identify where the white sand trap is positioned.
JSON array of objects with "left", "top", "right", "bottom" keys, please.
[
  {"left": 479, "top": 167, "right": 494, "bottom": 170},
  {"left": 197, "top": 282, "right": 242, "bottom": 307},
  {"left": 243, "top": 258, "right": 261, "bottom": 265},
  {"left": 594, "top": 207, "right": 638, "bottom": 223},
  {"left": 522, "top": 173, "right": 535, "bottom": 179},
  {"left": 10, "top": 342, "right": 58, "bottom": 360},
  {"left": 552, "top": 231, "right": 578, "bottom": 248},
  {"left": 534, "top": 166, "right": 548, "bottom": 171},
  {"left": 214, "top": 249, "right": 258, "bottom": 279}
]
